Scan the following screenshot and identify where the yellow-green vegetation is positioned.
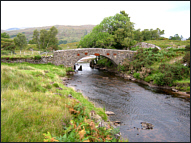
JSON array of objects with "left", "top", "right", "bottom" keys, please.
[
  {"left": 145, "top": 40, "right": 190, "bottom": 49},
  {"left": 1, "top": 62, "right": 123, "bottom": 142},
  {"left": 1, "top": 38, "right": 16, "bottom": 54},
  {"left": 59, "top": 42, "right": 79, "bottom": 50}
]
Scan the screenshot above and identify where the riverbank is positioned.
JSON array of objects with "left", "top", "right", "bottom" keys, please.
[
  {"left": 93, "top": 64, "right": 190, "bottom": 98},
  {"left": 116, "top": 72, "right": 190, "bottom": 97}
]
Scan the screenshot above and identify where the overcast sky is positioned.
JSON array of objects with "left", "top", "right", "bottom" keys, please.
[{"left": 1, "top": 1, "right": 190, "bottom": 39}]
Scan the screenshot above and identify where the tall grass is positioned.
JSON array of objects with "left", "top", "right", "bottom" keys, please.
[{"left": 1, "top": 62, "right": 108, "bottom": 142}]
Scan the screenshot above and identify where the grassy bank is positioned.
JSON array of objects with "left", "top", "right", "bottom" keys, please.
[
  {"left": 96, "top": 44, "right": 190, "bottom": 93},
  {"left": 1, "top": 62, "right": 123, "bottom": 142},
  {"left": 119, "top": 46, "right": 190, "bottom": 92},
  {"left": 144, "top": 40, "right": 190, "bottom": 49}
]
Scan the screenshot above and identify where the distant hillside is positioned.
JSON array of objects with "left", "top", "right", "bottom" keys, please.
[{"left": 1, "top": 25, "right": 95, "bottom": 44}]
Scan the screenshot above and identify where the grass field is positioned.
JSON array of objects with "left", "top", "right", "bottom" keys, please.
[
  {"left": 58, "top": 42, "right": 79, "bottom": 50},
  {"left": 1, "top": 42, "right": 79, "bottom": 58},
  {"left": 144, "top": 40, "right": 190, "bottom": 49},
  {"left": 1, "top": 62, "right": 119, "bottom": 142}
]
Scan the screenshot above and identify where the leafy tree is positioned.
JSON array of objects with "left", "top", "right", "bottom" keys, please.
[
  {"left": 134, "top": 29, "right": 143, "bottom": 42},
  {"left": 32, "top": 26, "right": 58, "bottom": 51},
  {"left": 1, "top": 38, "right": 16, "bottom": 52},
  {"left": 44, "top": 26, "right": 58, "bottom": 50},
  {"left": 142, "top": 29, "right": 151, "bottom": 41},
  {"left": 32, "top": 29, "right": 40, "bottom": 49},
  {"left": 78, "top": 11, "right": 134, "bottom": 49},
  {"left": 133, "top": 28, "right": 164, "bottom": 41},
  {"left": 1, "top": 32, "right": 10, "bottom": 38},
  {"left": 169, "top": 34, "right": 182, "bottom": 40},
  {"left": 13, "top": 33, "right": 27, "bottom": 54},
  {"left": 28, "top": 39, "right": 36, "bottom": 44},
  {"left": 59, "top": 40, "right": 67, "bottom": 45}
]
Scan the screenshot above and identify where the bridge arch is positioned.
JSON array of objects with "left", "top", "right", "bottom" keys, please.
[{"left": 53, "top": 48, "right": 135, "bottom": 68}]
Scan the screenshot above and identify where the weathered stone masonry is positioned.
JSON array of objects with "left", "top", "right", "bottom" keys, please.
[
  {"left": 1, "top": 56, "right": 53, "bottom": 64},
  {"left": 53, "top": 48, "right": 136, "bottom": 67}
]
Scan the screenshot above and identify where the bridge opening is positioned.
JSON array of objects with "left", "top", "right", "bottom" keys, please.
[
  {"left": 74, "top": 55, "right": 96, "bottom": 71},
  {"left": 74, "top": 55, "right": 117, "bottom": 71}
]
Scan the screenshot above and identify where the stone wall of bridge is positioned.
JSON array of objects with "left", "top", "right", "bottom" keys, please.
[{"left": 53, "top": 48, "right": 136, "bottom": 67}]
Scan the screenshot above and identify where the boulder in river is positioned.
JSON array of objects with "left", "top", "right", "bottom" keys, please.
[
  {"left": 141, "top": 122, "right": 154, "bottom": 130},
  {"left": 113, "top": 121, "right": 121, "bottom": 126},
  {"left": 105, "top": 111, "right": 115, "bottom": 115}
]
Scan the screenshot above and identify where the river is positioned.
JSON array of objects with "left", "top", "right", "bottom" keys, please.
[{"left": 67, "top": 63, "right": 190, "bottom": 142}]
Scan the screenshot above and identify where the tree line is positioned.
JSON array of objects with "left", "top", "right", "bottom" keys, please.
[
  {"left": 77, "top": 11, "right": 188, "bottom": 49},
  {"left": 1, "top": 26, "right": 59, "bottom": 53}
]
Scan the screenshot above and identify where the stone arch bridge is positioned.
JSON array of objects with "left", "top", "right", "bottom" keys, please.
[{"left": 53, "top": 48, "right": 136, "bottom": 67}]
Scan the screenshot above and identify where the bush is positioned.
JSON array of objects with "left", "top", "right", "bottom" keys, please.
[
  {"left": 118, "top": 65, "right": 126, "bottom": 71},
  {"left": 185, "top": 45, "right": 190, "bottom": 51},
  {"left": 153, "top": 73, "right": 165, "bottom": 85},
  {"left": 144, "top": 75, "right": 153, "bottom": 82},
  {"left": 133, "top": 72, "right": 140, "bottom": 79},
  {"left": 97, "top": 58, "right": 108, "bottom": 66},
  {"left": 130, "top": 46, "right": 140, "bottom": 51},
  {"left": 1, "top": 50, "right": 11, "bottom": 55},
  {"left": 34, "top": 55, "right": 41, "bottom": 60},
  {"left": 157, "top": 63, "right": 190, "bottom": 86},
  {"left": 183, "top": 52, "right": 190, "bottom": 67},
  {"left": 53, "top": 83, "right": 59, "bottom": 88},
  {"left": 152, "top": 47, "right": 159, "bottom": 53}
]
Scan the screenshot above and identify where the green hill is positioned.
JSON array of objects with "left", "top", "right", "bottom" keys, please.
[{"left": 1, "top": 25, "right": 95, "bottom": 44}]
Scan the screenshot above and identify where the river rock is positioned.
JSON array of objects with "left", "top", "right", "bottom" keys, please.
[
  {"left": 68, "top": 94, "right": 74, "bottom": 99},
  {"left": 102, "top": 77, "right": 109, "bottom": 79},
  {"left": 131, "top": 78, "right": 136, "bottom": 81},
  {"left": 141, "top": 122, "right": 154, "bottom": 130},
  {"left": 67, "top": 71, "right": 75, "bottom": 75},
  {"left": 114, "top": 121, "right": 121, "bottom": 124},
  {"left": 172, "top": 88, "right": 178, "bottom": 92},
  {"left": 105, "top": 111, "right": 115, "bottom": 115},
  {"left": 113, "top": 121, "right": 121, "bottom": 126},
  {"left": 76, "top": 89, "right": 82, "bottom": 93},
  {"left": 113, "top": 132, "right": 121, "bottom": 140},
  {"left": 94, "top": 65, "right": 100, "bottom": 69},
  {"left": 124, "top": 75, "right": 132, "bottom": 80},
  {"left": 100, "top": 67, "right": 107, "bottom": 70},
  {"left": 62, "top": 77, "right": 69, "bottom": 81}
]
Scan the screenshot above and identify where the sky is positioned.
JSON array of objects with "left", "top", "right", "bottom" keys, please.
[{"left": 1, "top": 1, "right": 190, "bottom": 39}]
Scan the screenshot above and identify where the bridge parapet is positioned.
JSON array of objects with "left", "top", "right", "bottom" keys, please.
[{"left": 53, "top": 48, "right": 135, "bottom": 67}]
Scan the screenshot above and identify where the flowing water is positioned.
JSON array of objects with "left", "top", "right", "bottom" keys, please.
[{"left": 67, "top": 63, "right": 190, "bottom": 142}]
